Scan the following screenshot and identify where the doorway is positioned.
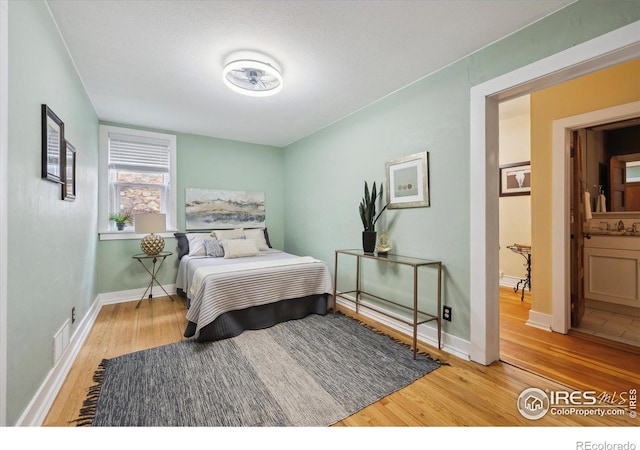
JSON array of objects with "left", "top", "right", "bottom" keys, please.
[
  {"left": 570, "top": 117, "right": 640, "bottom": 347},
  {"left": 0, "top": 0, "right": 8, "bottom": 427},
  {"left": 469, "top": 22, "right": 640, "bottom": 365},
  {"left": 549, "top": 101, "right": 640, "bottom": 334}
]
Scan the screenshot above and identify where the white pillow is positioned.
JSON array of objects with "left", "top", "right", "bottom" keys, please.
[
  {"left": 186, "top": 233, "right": 210, "bottom": 256},
  {"left": 244, "top": 228, "right": 269, "bottom": 251},
  {"left": 220, "top": 239, "right": 260, "bottom": 259},
  {"left": 211, "top": 228, "right": 245, "bottom": 240}
]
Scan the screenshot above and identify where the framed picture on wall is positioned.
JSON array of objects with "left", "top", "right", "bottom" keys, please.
[
  {"left": 385, "top": 151, "right": 430, "bottom": 209},
  {"left": 62, "top": 141, "right": 76, "bottom": 201},
  {"left": 41, "top": 104, "right": 65, "bottom": 184},
  {"left": 499, "top": 161, "right": 531, "bottom": 197},
  {"left": 185, "top": 188, "right": 266, "bottom": 230}
]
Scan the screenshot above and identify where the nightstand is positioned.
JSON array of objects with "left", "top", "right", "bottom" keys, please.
[{"left": 132, "top": 252, "right": 175, "bottom": 308}]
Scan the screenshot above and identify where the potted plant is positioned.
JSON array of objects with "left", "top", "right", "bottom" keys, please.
[
  {"left": 359, "top": 181, "right": 387, "bottom": 253},
  {"left": 109, "top": 210, "right": 133, "bottom": 231}
]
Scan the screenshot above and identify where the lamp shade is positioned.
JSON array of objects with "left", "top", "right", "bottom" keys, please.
[
  {"left": 135, "top": 213, "right": 166, "bottom": 234},
  {"left": 135, "top": 213, "right": 166, "bottom": 256}
]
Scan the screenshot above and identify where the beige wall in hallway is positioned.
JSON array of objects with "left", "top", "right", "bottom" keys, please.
[
  {"left": 499, "top": 96, "right": 532, "bottom": 284},
  {"left": 530, "top": 58, "right": 640, "bottom": 315}
]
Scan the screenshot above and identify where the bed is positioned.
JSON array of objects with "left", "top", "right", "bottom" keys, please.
[{"left": 175, "top": 229, "right": 334, "bottom": 342}]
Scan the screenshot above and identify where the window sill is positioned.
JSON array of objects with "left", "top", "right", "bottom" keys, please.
[{"left": 99, "top": 230, "right": 178, "bottom": 241}]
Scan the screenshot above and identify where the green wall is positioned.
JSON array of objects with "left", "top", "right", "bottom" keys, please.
[
  {"left": 96, "top": 122, "right": 284, "bottom": 294},
  {"left": 7, "top": 1, "right": 99, "bottom": 425},
  {"left": 282, "top": 0, "right": 640, "bottom": 341}
]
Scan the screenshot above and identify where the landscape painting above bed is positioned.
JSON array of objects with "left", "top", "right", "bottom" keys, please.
[{"left": 185, "top": 188, "right": 265, "bottom": 230}]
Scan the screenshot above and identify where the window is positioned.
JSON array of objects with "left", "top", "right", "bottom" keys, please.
[{"left": 99, "top": 126, "right": 177, "bottom": 239}]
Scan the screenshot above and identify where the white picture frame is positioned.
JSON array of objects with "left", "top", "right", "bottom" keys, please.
[{"left": 385, "top": 151, "right": 430, "bottom": 209}]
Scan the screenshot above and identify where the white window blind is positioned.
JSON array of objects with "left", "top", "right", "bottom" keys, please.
[{"left": 108, "top": 133, "right": 170, "bottom": 173}]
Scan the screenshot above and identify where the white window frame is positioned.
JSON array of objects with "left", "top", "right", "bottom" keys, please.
[{"left": 99, "top": 125, "right": 177, "bottom": 240}]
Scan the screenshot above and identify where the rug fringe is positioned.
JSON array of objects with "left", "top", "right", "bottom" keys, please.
[
  {"left": 69, "top": 358, "right": 108, "bottom": 426},
  {"left": 336, "top": 311, "right": 451, "bottom": 366}
]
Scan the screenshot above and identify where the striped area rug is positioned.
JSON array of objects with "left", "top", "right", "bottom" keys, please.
[{"left": 77, "top": 312, "right": 442, "bottom": 427}]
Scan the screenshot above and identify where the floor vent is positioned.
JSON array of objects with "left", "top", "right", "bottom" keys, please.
[{"left": 53, "top": 319, "right": 71, "bottom": 365}]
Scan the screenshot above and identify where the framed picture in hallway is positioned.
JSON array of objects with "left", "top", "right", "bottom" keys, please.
[
  {"left": 385, "top": 151, "right": 430, "bottom": 209},
  {"left": 499, "top": 161, "right": 531, "bottom": 197}
]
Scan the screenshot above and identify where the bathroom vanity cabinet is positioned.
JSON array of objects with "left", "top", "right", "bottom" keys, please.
[{"left": 584, "top": 235, "right": 640, "bottom": 308}]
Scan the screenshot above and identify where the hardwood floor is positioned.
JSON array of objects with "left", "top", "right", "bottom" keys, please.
[
  {"left": 499, "top": 286, "right": 640, "bottom": 397},
  {"left": 42, "top": 291, "right": 639, "bottom": 428}
]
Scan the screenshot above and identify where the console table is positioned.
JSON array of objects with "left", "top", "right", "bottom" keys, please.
[{"left": 333, "top": 249, "right": 442, "bottom": 359}]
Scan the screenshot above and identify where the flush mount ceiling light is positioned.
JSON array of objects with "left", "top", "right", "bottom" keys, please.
[{"left": 222, "top": 60, "right": 283, "bottom": 97}]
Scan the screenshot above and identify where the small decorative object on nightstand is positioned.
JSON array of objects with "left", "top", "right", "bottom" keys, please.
[{"left": 135, "top": 213, "right": 166, "bottom": 256}]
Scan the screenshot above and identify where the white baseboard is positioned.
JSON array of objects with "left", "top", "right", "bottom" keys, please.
[
  {"left": 16, "top": 283, "right": 176, "bottom": 426},
  {"left": 499, "top": 274, "right": 522, "bottom": 289},
  {"left": 97, "top": 284, "right": 177, "bottom": 306},
  {"left": 526, "top": 309, "right": 552, "bottom": 332},
  {"left": 335, "top": 296, "right": 471, "bottom": 361}
]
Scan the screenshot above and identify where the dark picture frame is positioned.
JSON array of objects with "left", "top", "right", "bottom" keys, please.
[
  {"left": 499, "top": 161, "right": 531, "bottom": 197},
  {"left": 41, "top": 104, "right": 64, "bottom": 184},
  {"left": 62, "top": 141, "right": 76, "bottom": 201},
  {"left": 385, "top": 151, "right": 430, "bottom": 209}
]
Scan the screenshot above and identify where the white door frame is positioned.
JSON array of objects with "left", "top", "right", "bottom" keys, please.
[
  {"left": 0, "top": 0, "right": 8, "bottom": 426},
  {"left": 469, "top": 21, "right": 640, "bottom": 365},
  {"left": 551, "top": 101, "right": 640, "bottom": 334}
]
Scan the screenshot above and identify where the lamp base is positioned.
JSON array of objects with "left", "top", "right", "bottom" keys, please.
[{"left": 141, "top": 233, "right": 165, "bottom": 256}]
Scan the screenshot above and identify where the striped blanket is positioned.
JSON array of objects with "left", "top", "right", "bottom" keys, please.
[{"left": 185, "top": 256, "right": 333, "bottom": 339}]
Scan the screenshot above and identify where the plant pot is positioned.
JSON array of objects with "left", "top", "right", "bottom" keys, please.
[
  {"left": 362, "top": 231, "right": 377, "bottom": 253},
  {"left": 116, "top": 222, "right": 125, "bottom": 231}
]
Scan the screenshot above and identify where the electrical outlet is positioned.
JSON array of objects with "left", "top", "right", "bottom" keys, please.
[
  {"left": 71, "top": 307, "right": 76, "bottom": 324},
  {"left": 443, "top": 305, "right": 452, "bottom": 322}
]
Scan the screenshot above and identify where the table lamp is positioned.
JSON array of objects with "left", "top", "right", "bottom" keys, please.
[{"left": 135, "top": 213, "right": 166, "bottom": 256}]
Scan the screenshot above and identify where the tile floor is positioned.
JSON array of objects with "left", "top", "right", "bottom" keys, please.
[{"left": 573, "top": 307, "right": 640, "bottom": 347}]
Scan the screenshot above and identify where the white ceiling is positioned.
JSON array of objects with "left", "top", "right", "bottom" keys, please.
[{"left": 47, "top": 0, "right": 575, "bottom": 147}]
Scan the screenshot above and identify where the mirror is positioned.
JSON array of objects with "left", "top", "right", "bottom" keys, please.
[{"left": 584, "top": 118, "right": 640, "bottom": 213}]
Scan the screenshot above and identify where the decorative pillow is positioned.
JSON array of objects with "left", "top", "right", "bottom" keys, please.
[
  {"left": 244, "top": 228, "right": 270, "bottom": 251},
  {"left": 204, "top": 239, "right": 225, "bottom": 258},
  {"left": 174, "top": 233, "right": 189, "bottom": 259},
  {"left": 186, "top": 233, "right": 211, "bottom": 256},
  {"left": 211, "top": 228, "right": 245, "bottom": 240},
  {"left": 220, "top": 239, "right": 260, "bottom": 259}
]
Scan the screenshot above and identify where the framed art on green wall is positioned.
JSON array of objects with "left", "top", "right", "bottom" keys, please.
[
  {"left": 41, "top": 104, "right": 64, "bottom": 184},
  {"left": 62, "top": 141, "right": 76, "bottom": 201},
  {"left": 385, "top": 151, "right": 430, "bottom": 209},
  {"left": 185, "top": 188, "right": 266, "bottom": 230}
]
